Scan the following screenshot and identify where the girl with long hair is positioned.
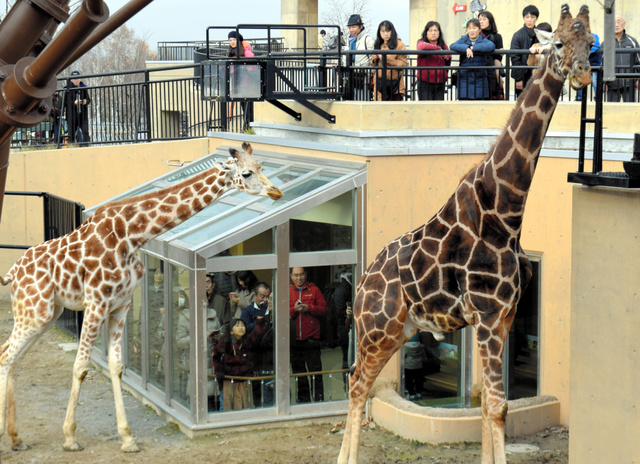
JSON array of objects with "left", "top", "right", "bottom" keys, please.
[
  {"left": 478, "top": 11, "right": 505, "bottom": 99},
  {"left": 370, "top": 20, "right": 407, "bottom": 101}
]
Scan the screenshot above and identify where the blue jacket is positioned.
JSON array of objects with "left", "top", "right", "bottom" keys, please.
[
  {"left": 241, "top": 301, "right": 270, "bottom": 332},
  {"left": 450, "top": 34, "right": 495, "bottom": 99}
]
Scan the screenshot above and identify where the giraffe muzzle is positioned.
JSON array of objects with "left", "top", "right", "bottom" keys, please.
[{"left": 569, "top": 63, "right": 592, "bottom": 90}]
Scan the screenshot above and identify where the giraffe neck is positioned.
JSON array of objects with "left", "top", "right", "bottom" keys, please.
[
  {"left": 100, "top": 164, "right": 232, "bottom": 249},
  {"left": 471, "top": 55, "right": 565, "bottom": 236}
]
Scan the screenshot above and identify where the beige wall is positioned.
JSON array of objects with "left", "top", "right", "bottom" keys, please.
[
  {"left": 0, "top": 139, "right": 210, "bottom": 290},
  {"left": 569, "top": 186, "right": 640, "bottom": 463}
]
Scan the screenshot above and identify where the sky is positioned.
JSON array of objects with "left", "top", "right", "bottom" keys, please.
[{"left": 105, "top": 0, "right": 410, "bottom": 51}]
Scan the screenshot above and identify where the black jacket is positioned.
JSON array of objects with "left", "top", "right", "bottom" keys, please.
[
  {"left": 603, "top": 32, "right": 640, "bottom": 89},
  {"left": 510, "top": 25, "right": 537, "bottom": 82}
]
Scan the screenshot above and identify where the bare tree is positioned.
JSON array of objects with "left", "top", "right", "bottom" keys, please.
[
  {"left": 67, "top": 25, "right": 157, "bottom": 84},
  {"left": 320, "top": 0, "right": 370, "bottom": 45}
]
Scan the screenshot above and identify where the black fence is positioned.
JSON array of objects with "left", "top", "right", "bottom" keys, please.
[
  {"left": 0, "top": 192, "right": 84, "bottom": 338},
  {"left": 9, "top": 47, "right": 639, "bottom": 149}
]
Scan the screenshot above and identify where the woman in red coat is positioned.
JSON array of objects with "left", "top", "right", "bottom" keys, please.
[{"left": 416, "top": 21, "right": 452, "bottom": 101}]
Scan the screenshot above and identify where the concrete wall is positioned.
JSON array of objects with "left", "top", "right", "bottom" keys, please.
[{"left": 569, "top": 186, "right": 640, "bottom": 464}]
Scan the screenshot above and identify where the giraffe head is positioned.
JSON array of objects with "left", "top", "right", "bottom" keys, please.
[
  {"left": 226, "top": 142, "right": 283, "bottom": 200},
  {"left": 535, "top": 4, "right": 594, "bottom": 90}
]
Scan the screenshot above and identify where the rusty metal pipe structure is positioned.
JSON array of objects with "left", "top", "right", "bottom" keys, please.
[{"left": 0, "top": 0, "right": 156, "bottom": 221}]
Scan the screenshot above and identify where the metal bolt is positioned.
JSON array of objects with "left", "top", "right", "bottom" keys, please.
[
  {"left": 39, "top": 103, "right": 49, "bottom": 113},
  {"left": 5, "top": 105, "right": 14, "bottom": 114}
]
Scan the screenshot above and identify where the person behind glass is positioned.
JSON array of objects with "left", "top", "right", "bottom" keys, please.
[
  {"left": 344, "top": 14, "right": 375, "bottom": 100},
  {"left": 149, "top": 267, "right": 166, "bottom": 378},
  {"left": 289, "top": 267, "right": 327, "bottom": 403},
  {"left": 416, "top": 21, "right": 451, "bottom": 101},
  {"left": 230, "top": 270, "right": 258, "bottom": 321},
  {"left": 603, "top": 15, "right": 640, "bottom": 102},
  {"left": 404, "top": 332, "right": 426, "bottom": 401},
  {"left": 212, "top": 317, "right": 265, "bottom": 411},
  {"left": 333, "top": 272, "right": 353, "bottom": 371},
  {"left": 64, "top": 70, "right": 91, "bottom": 144},
  {"left": 510, "top": 5, "right": 539, "bottom": 98},
  {"left": 240, "top": 282, "right": 274, "bottom": 406},
  {"left": 204, "top": 273, "right": 227, "bottom": 409},
  {"left": 450, "top": 19, "right": 495, "bottom": 100},
  {"left": 175, "top": 289, "right": 194, "bottom": 399},
  {"left": 227, "top": 31, "right": 254, "bottom": 58},
  {"left": 478, "top": 11, "right": 504, "bottom": 100},
  {"left": 370, "top": 20, "right": 406, "bottom": 101},
  {"left": 214, "top": 270, "right": 237, "bottom": 306}
]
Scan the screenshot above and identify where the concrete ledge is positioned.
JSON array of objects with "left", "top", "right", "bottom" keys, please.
[{"left": 370, "top": 381, "right": 560, "bottom": 444}]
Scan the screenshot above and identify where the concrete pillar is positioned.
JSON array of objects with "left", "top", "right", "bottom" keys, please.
[
  {"left": 281, "top": 0, "right": 319, "bottom": 51},
  {"left": 409, "top": 0, "right": 438, "bottom": 47}
]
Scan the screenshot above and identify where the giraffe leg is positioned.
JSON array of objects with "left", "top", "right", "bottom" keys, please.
[
  {"left": 0, "top": 301, "right": 61, "bottom": 453},
  {"left": 106, "top": 305, "right": 139, "bottom": 453},
  {"left": 476, "top": 321, "right": 512, "bottom": 464},
  {"left": 62, "top": 304, "right": 106, "bottom": 451},
  {"left": 338, "top": 331, "right": 407, "bottom": 463}
]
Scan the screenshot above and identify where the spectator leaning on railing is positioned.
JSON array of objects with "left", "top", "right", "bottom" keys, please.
[
  {"left": 450, "top": 18, "right": 495, "bottom": 100},
  {"left": 603, "top": 14, "right": 640, "bottom": 102},
  {"left": 510, "top": 4, "right": 540, "bottom": 98},
  {"left": 416, "top": 21, "right": 451, "bottom": 101}
]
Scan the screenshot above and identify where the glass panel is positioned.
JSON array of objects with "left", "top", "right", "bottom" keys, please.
[
  {"left": 290, "top": 265, "right": 354, "bottom": 405},
  {"left": 147, "top": 258, "right": 166, "bottom": 392},
  {"left": 291, "top": 191, "right": 353, "bottom": 252},
  {"left": 180, "top": 209, "right": 261, "bottom": 247},
  {"left": 230, "top": 64, "right": 262, "bottom": 99},
  {"left": 171, "top": 265, "right": 191, "bottom": 407},
  {"left": 406, "top": 330, "right": 465, "bottom": 406},
  {"left": 507, "top": 259, "right": 540, "bottom": 400},
  {"left": 126, "top": 253, "right": 143, "bottom": 376},
  {"left": 210, "top": 269, "right": 275, "bottom": 412}
]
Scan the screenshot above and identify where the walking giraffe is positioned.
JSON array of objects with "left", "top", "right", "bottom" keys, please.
[
  {"left": 0, "top": 143, "right": 282, "bottom": 454},
  {"left": 339, "top": 5, "right": 594, "bottom": 464}
]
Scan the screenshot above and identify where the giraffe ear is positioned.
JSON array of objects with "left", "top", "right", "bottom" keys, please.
[{"left": 535, "top": 29, "right": 555, "bottom": 48}]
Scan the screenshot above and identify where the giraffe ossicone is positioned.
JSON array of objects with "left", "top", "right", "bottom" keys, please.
[
  {"left": 338, "top": 5, "right": 593, "bottom": 464},
  {"left": 0, "top": 142, "right": 282, "bottom": 455}
]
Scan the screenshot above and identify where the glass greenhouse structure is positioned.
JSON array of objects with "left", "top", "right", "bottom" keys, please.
[{"left": 84, "top": 145, "right": 367, "bottom": 430}]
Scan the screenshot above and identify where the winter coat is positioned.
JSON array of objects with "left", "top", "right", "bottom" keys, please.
[
  {"left": 228, "top": 41, "right": 255, "bottom": 58},
  {"left": 241, "top": 301, "right": 271, "bottom": 333},
  {"left": 404, "top": 340, "right": 426, "bottom": 370},
  {"left": 212, "top": 318, "right": 265, "bottom": 378},
  {"left": 510, "top": 25, "right": 537, "bottom": 83},
  {"left": 482, "top": 31, "right": 504, "bottom": 98},
  {"left": 289, "top": 282, "right": 327, "bottom": 341},
  {"left": 450, "top": 34, "right": 495, "bottom": 99},
  {"left": 603, "top": 31, "right": 640, "bottom": 89},
  {"left": 416, "top": 40, "right": 452, "bottom": 84},
  {"left": 343, "top": 29, "right": 375, "bottom": 67},
  {"left": 370, "top": 39, "right": 407, "bottom": 100},
  {"left": 230, "top": 287, "right": 255, "bottom": 320}
]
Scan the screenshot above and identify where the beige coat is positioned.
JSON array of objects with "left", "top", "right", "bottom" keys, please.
[{"left": 370, "top": 39, "right": 407, "bottom": 100}]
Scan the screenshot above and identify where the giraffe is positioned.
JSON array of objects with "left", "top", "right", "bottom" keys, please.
[
  {"left": 0, "top": 142, "right": 283, "bottom": 454},
  {"left": 338, "top": 5, "right": 593, "bottom": 464}
]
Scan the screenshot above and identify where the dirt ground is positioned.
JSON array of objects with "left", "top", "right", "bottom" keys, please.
[{"left": 0, "top": 303, "right": 568, "bottom": 464}]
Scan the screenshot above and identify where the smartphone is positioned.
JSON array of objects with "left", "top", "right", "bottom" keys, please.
[
  {"left": 296, "top": 299, "right": 302, "bottom": 304},
  {"left": 229, "top": 292, "right": 236, "bottom": 298}
]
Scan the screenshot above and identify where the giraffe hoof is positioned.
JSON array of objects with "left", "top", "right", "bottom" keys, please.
[
  {"left": 11, "top": 439, "right": 29, "bottom": 451},
  {"left": 121, "top": 440, "right": 140, "bottom": 453},
  {"left": 62, "top": 441, "right": 84, "bottom": 452}
]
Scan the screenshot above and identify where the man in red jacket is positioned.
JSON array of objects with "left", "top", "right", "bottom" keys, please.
[{"left": 289, "top": 267, "right": 327, "bottom": 403}]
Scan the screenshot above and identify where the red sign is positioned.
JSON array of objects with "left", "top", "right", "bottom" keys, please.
[{"left": 453, "top": 3, "right": 467, "bottom": 14}]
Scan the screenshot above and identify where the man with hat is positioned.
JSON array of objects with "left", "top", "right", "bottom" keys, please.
[
  {"left": 344, "top": 14, "right": 375, "bottom": 100},
  {"left": 63, "top": 70, "right": 91, "bottom": 144}
]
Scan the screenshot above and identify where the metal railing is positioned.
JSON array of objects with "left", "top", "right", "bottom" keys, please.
[{"left": 9, "top": 48, "right": 639, "bottom": 149}]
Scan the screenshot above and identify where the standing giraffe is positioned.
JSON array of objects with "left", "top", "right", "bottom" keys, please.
[
  {"left": 339, "top": 5, "right": 594, "bottom": 464},
  {"left": 0, "top": 142, "right": 282, "bottom": 454}
]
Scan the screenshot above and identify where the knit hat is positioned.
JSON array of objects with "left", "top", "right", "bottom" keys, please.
[
  {"left": 71, "top": 70, "right": 80, "bottom": 76},
  {"left": 228, "top": 30, "right": 244, "bottom": 42},
  {"left": 347, "top": 14, "right": 363, "bottom": 28}
]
